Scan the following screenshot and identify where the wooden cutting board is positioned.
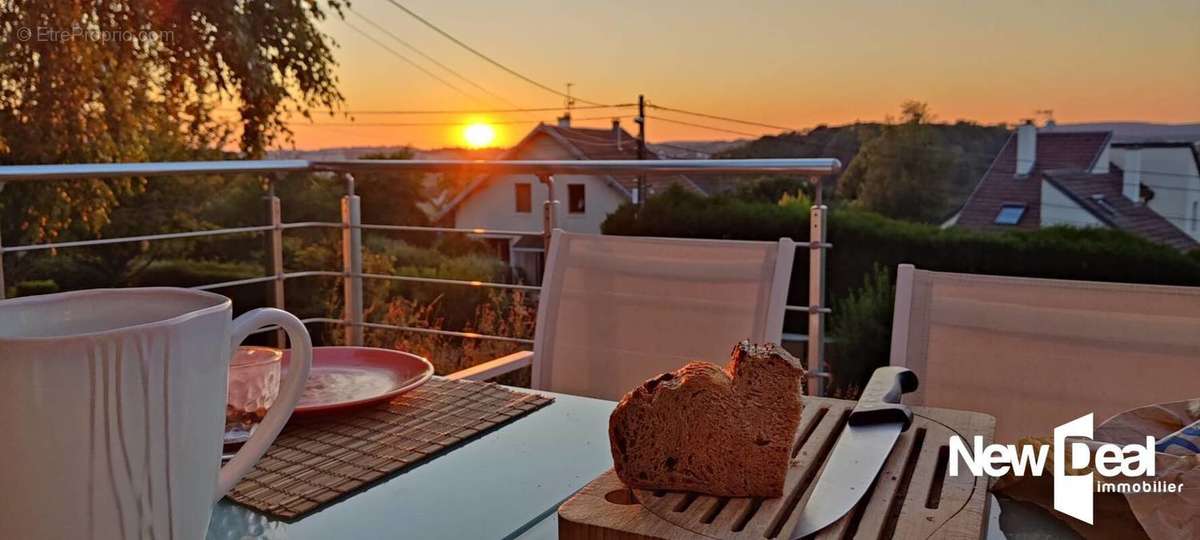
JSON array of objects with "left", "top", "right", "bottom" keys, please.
[{"left": 559, "top": 397, "right": 995, "bottom": 539}]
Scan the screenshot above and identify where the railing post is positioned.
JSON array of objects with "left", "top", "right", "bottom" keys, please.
[
  {"left": 0, "top": 181, "right": 6, "bottom": 300},
  {"left": 264, "top": 176, "right": 286, "bottom": 346},
  {"left": 538, "top": 174, "right": 558, "bottom": 254},
  {"left": 808, "top": 179, "right": 828, "bottom": 396},
  {"left": 341, "top": 174, "right": 364, "bottom": 346}
]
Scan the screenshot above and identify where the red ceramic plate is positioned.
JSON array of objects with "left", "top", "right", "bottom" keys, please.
[{"left": 281, "top": 346, "right": 434, "bottom": 415}]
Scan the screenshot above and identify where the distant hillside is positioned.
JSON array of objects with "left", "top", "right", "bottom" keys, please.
[
  {"left": 712, "top": 122, "right": 1011, "bottom": 214},
  {"left": 267, "top": 146, "right": 504, "bottom": 161},
  {"left": 650, "top": 139, "right": 746, "bottom": 158},
  {"left": 414, "top": 147, "right": 507, "bottom": 160},
  {"left": 1042, "top": 122, "right": 1200, "bottom": 144}
]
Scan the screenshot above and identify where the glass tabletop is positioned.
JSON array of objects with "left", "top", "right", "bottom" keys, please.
[
  {"left": 207, "top": 388, "right": 616, "bottom": 540},
  {"left": 207, "top": 388, "right": 1087, "bottom": 540}
]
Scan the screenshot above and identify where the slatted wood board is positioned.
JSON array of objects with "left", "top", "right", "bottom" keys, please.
[{"left": 559, "top": 397, "right": 995, "bottom": 539}]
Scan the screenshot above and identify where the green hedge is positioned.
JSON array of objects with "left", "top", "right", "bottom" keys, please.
[
  {"left": 603, "top": 187, "right": 1200, "bottom": 389},
  {"left": 604, "top": 187, "right": 1200, "bottom": 306},
  {"left": 130, "top": 259, "right": 267, "bottom": 316},
  {"left": 11, "top": 279, "right": 60, "bottom": 297}
]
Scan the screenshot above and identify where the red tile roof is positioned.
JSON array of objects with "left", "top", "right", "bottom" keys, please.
[
  {"left": 956, "top": 131, "right": 1111, "bottom": 231},
  {"left": 539, "top": 124, "right": 704, "bottom": 195},
  {"left": 1044, "top": 169, "right": 1199, "bottom": 251},
  {"left": 956, "top": 130, "right": 1197, "bottom": 250},
  {"left": 540, "top": 124, "right": 644, "bottom": 160}
]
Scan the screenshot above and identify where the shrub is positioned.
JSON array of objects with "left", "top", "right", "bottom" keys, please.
[
  {"left": 432, "top": 233, "right": 492, "bottom": 258},
  {"left": 13, "top": 252, "right": 117, "bottom": 290},
  {"left": 130, "top": 259, "right": 266, "bottom": 315},
  {"left": 827, "top": 265, "right": 893, "bottom": 393},
  {"left": 13, "top": 279, "right": 60, "bottom": 297},
  {"left": 131, "top": 259, "right": 262, "bottom": 287}
]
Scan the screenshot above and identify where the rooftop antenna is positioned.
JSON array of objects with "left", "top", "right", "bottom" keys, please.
[
  {"left": 1034, "top": 109, "right": 1055, "bottom": 127},
  {"left": 556, "top": 83, "right": 576, "bottom": 127}
]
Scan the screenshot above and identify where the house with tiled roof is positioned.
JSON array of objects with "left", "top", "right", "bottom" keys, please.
[
  {"left": 433, "top": 115, "right": 705, "bottom": 282},
  {"left": 949, "top": 122, "right": 1199, "bottom": 251}
]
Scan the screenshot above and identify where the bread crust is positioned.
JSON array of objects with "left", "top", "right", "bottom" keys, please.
[{"left": 608, "top": 341, "right": 806, "bottom": 497}]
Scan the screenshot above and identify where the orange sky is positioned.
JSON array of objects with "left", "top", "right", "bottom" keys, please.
[{"left": 275, "top": 0, "right": 1200, "bottom": 150}]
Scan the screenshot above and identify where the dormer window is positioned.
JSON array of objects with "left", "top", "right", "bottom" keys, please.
[{"left": 994, "top": 204, "right": 1026, "bottom": 225}]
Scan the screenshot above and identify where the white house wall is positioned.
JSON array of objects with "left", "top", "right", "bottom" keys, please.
[
  {"left": 1091, "top": 144, "right": 1110, "bottom": 174},
  {"left": 1040, "top": 181, "right": 1106, "bottom": 228},
  {"left": 453, "top": 133, "right": 629, "bottom": 235},
  {"left": 1110, "top": 147, "right": 1200, "bottom": 240}
]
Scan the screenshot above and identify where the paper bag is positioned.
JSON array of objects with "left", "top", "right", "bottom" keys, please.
[{"left": 994, "top": 399, "right": 1199, "bottom": 540}]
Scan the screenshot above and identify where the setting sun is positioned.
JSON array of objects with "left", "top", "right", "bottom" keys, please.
[{"left": 462, "top": 122, "right": 496, "bottom": 148}]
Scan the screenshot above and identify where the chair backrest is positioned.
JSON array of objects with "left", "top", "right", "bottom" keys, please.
[
  {"left": 890, "top": 264, "right": 1200, "bottom": 442},
  {"left": 532, "top": 230, "right": 795, "bottom": 400}
]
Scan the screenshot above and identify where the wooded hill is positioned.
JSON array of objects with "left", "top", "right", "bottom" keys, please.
[{"left": 713, "top": 122, "right": 1011, "bottom": 219}]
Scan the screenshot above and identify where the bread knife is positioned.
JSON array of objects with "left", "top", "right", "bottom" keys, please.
[{"left": 789, "top": 366, "right": 919, "bottom": 538}]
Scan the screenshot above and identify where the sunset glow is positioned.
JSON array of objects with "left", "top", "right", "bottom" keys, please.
[
  {"left": 288, "top": 0, "right": 1199, "bottom": 150},
  {"left": 463, "top": 123, "right": 497, "bottom": 148}
]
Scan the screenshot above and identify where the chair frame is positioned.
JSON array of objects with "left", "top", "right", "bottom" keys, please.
[
  {"left": 888, "top": 264, "right": 917, "bottom": 372},
  {"left": 888, "top": 263, "right": 1200, "bottom": 439},
  {"left": 450, "top": 230, "right": 796, "bottom": 390}
]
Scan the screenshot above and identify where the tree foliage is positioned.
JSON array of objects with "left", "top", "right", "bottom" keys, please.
[
  {"left": 0, "top": 0, "right": 346, "bottom": 245},
  {"left": 837, "top": 101, "right": 956, "bottom": 222},
  {"left": 357, "top": 150, "right": 432, "bottom": 229},
  {"left": 720, "top": 103, "right": 1008, "bottom": 222},
  {"left": 828, "top": 265, "right": 893, "bottom": 395}
]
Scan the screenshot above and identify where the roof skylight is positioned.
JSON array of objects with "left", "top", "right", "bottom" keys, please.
[{"left": 994, "top": 204, "right": 1026, "bottom": 225}]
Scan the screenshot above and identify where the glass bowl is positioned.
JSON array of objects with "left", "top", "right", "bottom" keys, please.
[{"left": 225, "top": 346, "right": 283, "bottom": 444}]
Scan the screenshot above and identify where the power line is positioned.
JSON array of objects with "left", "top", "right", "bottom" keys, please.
[
  {"left": 283, "top": 115, "right": 626, "bottom": 128},
  {"left": 288, "top": 119, "right": 541, "bottom": 127},
  {"left": 648, "top": 104, "right": 797, "bottom": 132},
  {"left": 347, "top": 104, "right": 632, "bottom": 115},
  {"left": 342, "top": 20, "right": 478, "bottom": 102},
  {"left": 217, "top": 104, "right": 634, "bottom": 116},
  {"left": 540, "top": 125, "right": 715, "bottom": 156},
  {"left": 382, "top": 0, "right": 608, "bottom": 106},
  {"left": 645, "top": 115, "right": 759, "bottom": 137},
  {"left": 348, "top": 7, "right": 518, "bottom": 108}
]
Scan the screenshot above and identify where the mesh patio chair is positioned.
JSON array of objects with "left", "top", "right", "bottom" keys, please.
[
  {"left": 449, "top": 229, "right": 797, "bottom": 400},
  {"left": 889, "top": 264, "right": 1200, "bottom": 442}
]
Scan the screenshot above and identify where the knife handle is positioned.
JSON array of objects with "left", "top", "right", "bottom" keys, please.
[{"left": 849, "top": 367, "right": 919, "bottom": 430}]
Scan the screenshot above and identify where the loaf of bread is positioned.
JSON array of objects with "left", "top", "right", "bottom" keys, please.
[{"left": 608, "top": 341, "right": 807, "bottom": 498}]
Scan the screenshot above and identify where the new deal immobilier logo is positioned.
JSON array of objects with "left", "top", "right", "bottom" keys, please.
[{"left": 948, "top": 413, "right": 1185, "bottom": 525}]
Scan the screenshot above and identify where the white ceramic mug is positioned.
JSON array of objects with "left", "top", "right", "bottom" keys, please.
[{"left": 0, "top": 288, "right": 313, "bottom": 539}]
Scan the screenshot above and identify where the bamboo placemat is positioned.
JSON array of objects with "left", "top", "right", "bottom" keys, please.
[{"left": 226, "top": 377, "right": 554, "bottom": 520}]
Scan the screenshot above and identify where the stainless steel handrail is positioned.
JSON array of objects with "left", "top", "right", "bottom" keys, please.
[
  {"left": 0, "top": 160, "right": 310, "bottom": 181},
  {"left": 311, "top": 158, "right": 841, "bottom": 176},
  {"left": 0, "top": 158, "right": 840, "bottom": 183},
  {"left": 0, "top": 157, "right": 839, "bottom": 391}
]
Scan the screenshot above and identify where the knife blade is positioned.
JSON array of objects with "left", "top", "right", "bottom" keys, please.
[{"left": 789, "top": 366, "right": 919, "bottom": 539}]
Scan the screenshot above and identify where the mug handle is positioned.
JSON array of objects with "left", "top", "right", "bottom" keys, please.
[{"left": 214, "top": 308, "right": 313, "bottom": 502}]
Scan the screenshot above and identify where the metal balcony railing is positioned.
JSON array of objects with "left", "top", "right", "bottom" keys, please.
[{"left": 0, "top": 158, "right": 841, "bottom": 389}]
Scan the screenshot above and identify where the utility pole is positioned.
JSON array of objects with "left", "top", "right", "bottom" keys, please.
[
  {"left": 563, "top": 83, "right": 575, "bottom": 124},
  {"left": 635, "top": 94, "right": 646, "bottom": 208}
]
